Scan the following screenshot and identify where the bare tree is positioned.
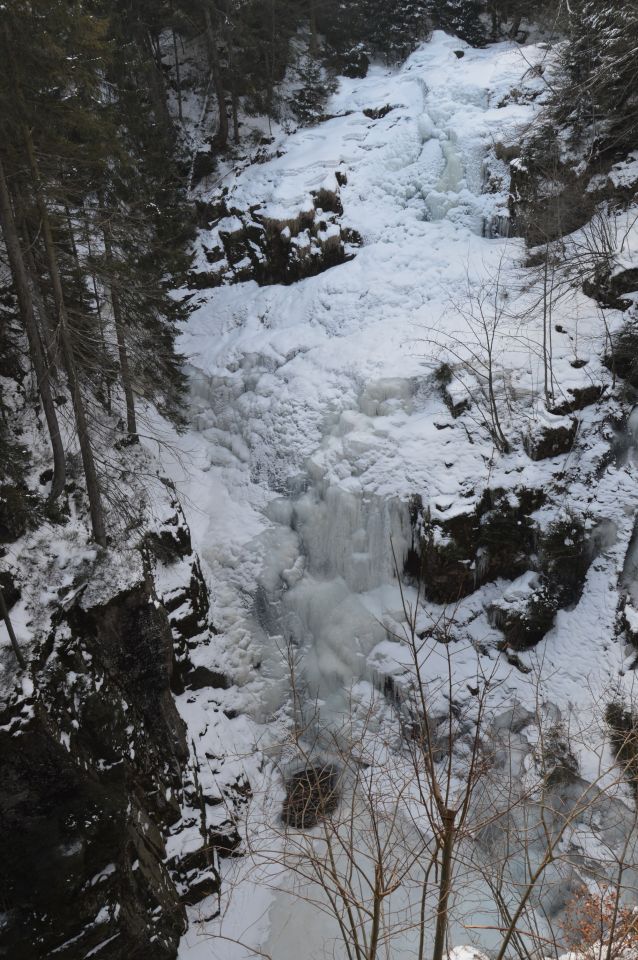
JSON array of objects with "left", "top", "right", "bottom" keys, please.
[
  {"left": 221, "top": 597, "right": 638, "bottom": 960},
  {"left": 464, "top": 686, "right": 638, "bottom": 960},
  {"left": 420, "top": 262, "right": 511, "bottom": 453},
  {"left": 238, "top": 576, "right": 520, "bottom": 960}
]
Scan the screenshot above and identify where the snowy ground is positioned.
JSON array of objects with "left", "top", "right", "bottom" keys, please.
[{"left": 158, "top": 33, "right": 638, "bottom": 960}]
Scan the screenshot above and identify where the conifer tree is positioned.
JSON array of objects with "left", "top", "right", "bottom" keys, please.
[
  {"left": 551, "top": 1, "right": 638, "bottom": 159},
  {"left": 93, "top": 0, "right": 193, "bottom": 427},
  {"left": 427, "top": 0, "right": 486, "bottom": 47},
  {"left": 0, "top": 158, "right": 66, "bottom": 501},
  {"left": 0, "top": 2, "right": 110, "bottom": 541}
]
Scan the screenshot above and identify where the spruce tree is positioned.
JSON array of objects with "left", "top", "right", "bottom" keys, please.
[
  {"left": 0, "top": 1, "right": 110, "bottom": 541},
  {"left": 0, "top": 158, "right": 66, "bottom": 501},
  {"left": 427, "top": 0, "right": 487, "bottom": 47},
  {"left": 0, "top": 0, "right": 194, "bottom": 541},
  {"left": 552, "top": 1, "right": 638, "bottom": 160}
]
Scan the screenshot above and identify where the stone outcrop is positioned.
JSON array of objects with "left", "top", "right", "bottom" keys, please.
[
  {"left": 0, "top": 580, "right": 189, "bottom": 960},
  {"left": 0, "top": 506, "right": 238, "bottom": 959},
  {"left": 407, "top": 487, "right": 544, "bottom": 605},
  {"left": 508, "top": 144, "right": 638, "bottom": 247},
  {"left": 189, "top": 172, "right": 361, "bottom": 289},
  {"left": 407, "top": 490, "right": 593, "bottom": 651},
  {"left": 487, "top": 516, "right": 591, "bottom": 650},
  {"left": 524, "top": 411, "right": 577, "bottom": 460},
  {"left": 604, "top": 322, "right": 638, "bottom": 390},
  {"left": 549, "top": 384, "right": 605, "bottom": 416},
  {"left": 584, "top": 266, "right": 638, "bottom": 312},
  {"left": 282, "top": 764, "right": 340, "bottom": 829},
  {"left": 146, "top": 495, "right": 227, "bottom": 695}
]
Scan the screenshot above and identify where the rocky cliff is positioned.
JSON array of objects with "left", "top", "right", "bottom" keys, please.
[{"left": 0, "top": 508, "right": 234, "bottom": 959}]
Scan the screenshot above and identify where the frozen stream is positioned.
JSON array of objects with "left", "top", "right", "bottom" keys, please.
[
  {"left": 179, "top": 31, "right": 539, "bottom": 722},
  {"left": 168, "top": 33, "right": 638, "bottom": 960}
]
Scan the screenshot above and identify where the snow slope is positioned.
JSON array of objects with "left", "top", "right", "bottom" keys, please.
[{"left": 164, "top": 32, "right": 638, "bottom": 960}]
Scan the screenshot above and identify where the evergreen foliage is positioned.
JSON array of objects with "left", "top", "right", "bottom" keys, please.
[
  {"left": 318, "top": 0, "right": 431, "bottom": 66},
  {"left": 0, "top": 0, "right": 195, "bottom": 543},
  {"left": 551, "top": 1, "right": 638, "bottom": 159},
  {"left": 428, "top": 0, "right": 487, "bottom": 47}
]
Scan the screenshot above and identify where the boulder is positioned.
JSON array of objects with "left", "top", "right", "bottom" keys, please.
[
  {"left": 363, "top": 104, "right": 395, "bottom": 120},
  {"left": 190, "top": 184, "right": 359, "bottom": 290},
  {"left": 489, "top": 581, "right": 558, "bottom": 651},
  {"left": 549, "top": 384, "right": 605, "bottom": 416},
  {"left": 282, "top": 764, "right": 340, "bottom": 829},
  {"left": 524, "top": 411, "right": 577, "bottom": 460},
  {"left": 604, "top": 322, "right": 638, "bottom": 389},
  {"left": 411, "top": 487, "right": 543, "bottom": 604},
  {"left": 144, "top": 499, "right": 192, "bottom": 563},
  {"left": 489, "top": 515, "right": 592, "bottom": 651},
  {"left": 494, "top": 141, "right": 521, "bottom": 164},
  {"left": 584, "top": 266, "right": 638, "bottom": 312}
]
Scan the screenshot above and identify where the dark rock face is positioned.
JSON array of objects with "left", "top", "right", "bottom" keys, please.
[
  {"left": 606, "top": 702, "right": 638, "bottom": 794},
  {"left": 524, "top": 415, "right": 577, "bottom": 461},
  {"left": 488, "top": 582, "right": 559, "bottom": 651},
  {"left": 409, "top": 488, "right": 544, "bottom": 604},
  {"left": 508, "top": 136, "right": 638, "bottom": 247},
  {"left": 583, "top": 267, "right": 638, "bottom": 312},
  {"left": 605, "top": 322, "right": 638, "bottom": 390},
  {"left": 488, "top": 516, "right": 592, "bottom": 651},
  {"left": 549, "top": 384, "right": 605, "bottom": 416},
  {"left": 509, "top": 163, "right": 599, "bottom": 245},
  {"left": 0, "top": 581, "right": 191, "bottom": 960},
  {"left": 409, "top": 489, "right": 593, "bottom": 651},
  {"left": 0, "top": 482, "right": 41, "bottom": 543},
  {"left": 166, "top": 554, "right": 216, "bottom": 694},
  {"left": 363, "top": 104, "right": 395, "bottom": 120},
  {"left": 171, "top": 556, "right": 211, "bottom": 644},
  {"left": 189, "top": 174, "right": 360, "bottom": 290},
  {"left": 144, "top": 498, "right": 193, "bottom": 564}
]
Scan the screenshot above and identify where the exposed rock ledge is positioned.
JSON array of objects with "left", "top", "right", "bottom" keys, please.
[
  {"left": 0, "top": 512, "right": 237, "bottom": 959},
  {"left": 190, "top": 170, "right": 361, "bottom": 289}
]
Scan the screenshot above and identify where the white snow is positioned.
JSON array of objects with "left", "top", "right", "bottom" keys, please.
[{"left": 159, "top": 32, "right": 638, "bottom": 960}]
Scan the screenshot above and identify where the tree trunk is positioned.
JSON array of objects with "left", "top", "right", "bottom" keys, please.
[
  {"left": 309, "top": 0, "right": 319, "bottom": 57},
  {"left": 431, "top": 811, "right": 456, "bottom": 960},
  {"left": 83, "top": 218, "right": 112, "bottom": 415},
  {"left": 368, "top": 864, "right": 383, "bottom": 960},
  {"left": 15, "top": 201, "right": 61, "bottom": 375},
  {"left": 0, "top": 156, "right": 66, "bottom": 501},
  {"left": 134, "top": 25, "right": 173, "bottom": 135},
  {"left": 0, "top": 584, "right": 25, "bottom": 669},
  {"left": 172, "top": 29, "right": 183, "bottom": 121},
  {"left": 204, "top": 4, "right": 229, "bottom": 148},
  {"left": 231, "top": 84, "right": 239, "bottom": 144},
  {"left": 63, "top": 203, "right": 83, "bottom": 282},
  {"left": 22, "top": 129, "right": 107, "bottom": 547},
  {"left": 100, "top": 202, "right": 137, "bottom": 438},
  {"left": 222, "top": 11, "right": 240, "bottom": 143}
]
